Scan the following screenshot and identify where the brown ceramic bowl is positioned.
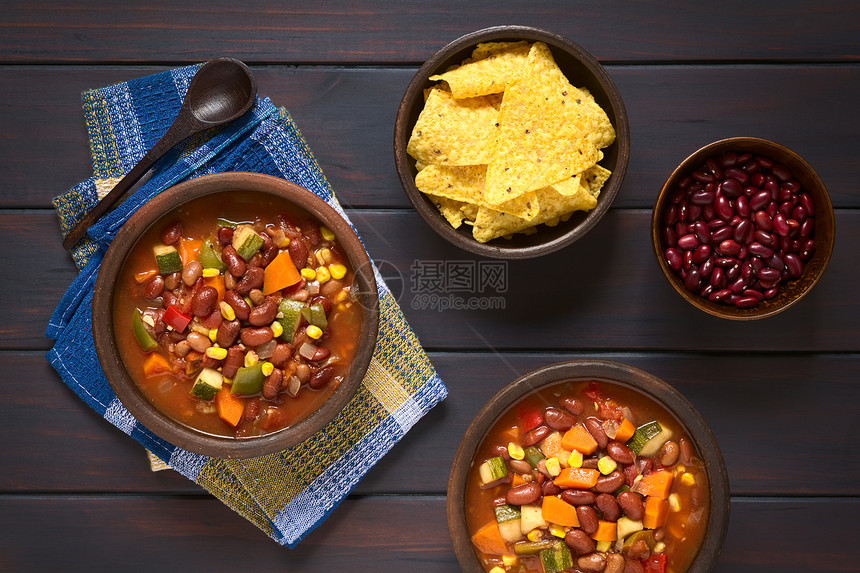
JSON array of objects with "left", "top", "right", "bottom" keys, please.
[
  {"left": 652, "top": 137, "right": 835, "bottom": 320},
  {"left": 447, "top": 359, "right": 729, "bottom": 572},
  {"left": 92, "top": 172, "right": 379, "bottom": 458},
  {"left": 394, "top": 26, "right": 629, "bottom": 259}
]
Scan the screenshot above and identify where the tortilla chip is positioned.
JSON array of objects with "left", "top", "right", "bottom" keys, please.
[
  {"left": 484, "top": 42, "right": 614, "bottom": 204},
  {"left": 429, "top": 42, "right": 530, "bottom": 99},
  {"left": 415, "top": 164, "right": 540, "bottom": 220},
  {"left": 471, "top": 41, "right": 531, "bottom": 61},
  {"left": 425, "top": 193, "right": 468, "bottom": 229},
  {"left": 406, "top": 87, "right": 500, "bottom": 166},
  {"left": 472, "top": 164, "right": 610, "bottom": 243}
]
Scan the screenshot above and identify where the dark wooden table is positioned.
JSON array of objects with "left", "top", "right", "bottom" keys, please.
[{"left": 1, "top": 2, "right": 858, "bottom": 571}]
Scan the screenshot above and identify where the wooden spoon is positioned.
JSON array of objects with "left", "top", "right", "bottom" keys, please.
[{"left": 62, "top": 57, "right": 258, "bottom": 250}]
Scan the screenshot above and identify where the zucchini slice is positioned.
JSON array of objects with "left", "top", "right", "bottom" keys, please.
[
  {"left": 153, "top": 244, "right": 183, "bottom": 274},
  {"left": 627, "top": 420, "right": 663, "bottom": 454},
  {"left": 539, "top": 541, "right": 573, "bottom": 573},
  {"left": 277, "top": 299, "right": 305, "bottom": 340},
  {"left": 190, "top": 367, "right": 223, "bottom": 400},
  {"left": 232, "top": 225, "right": 264, "bottom": 260}
]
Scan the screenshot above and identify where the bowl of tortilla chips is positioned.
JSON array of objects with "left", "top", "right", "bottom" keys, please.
[{"left": 394, "top": 26, "right": 629, "bottom": 258}]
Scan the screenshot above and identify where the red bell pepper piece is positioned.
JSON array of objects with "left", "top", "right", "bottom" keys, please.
[
  {"left": 644, "top": 554, "right": 667, "bottom": 573},
  {"left": 516, "top": 406, "right": 544, "bottom": 432},
  {"left": 162, "top": 304, "right": 192, "bottom": 333}
]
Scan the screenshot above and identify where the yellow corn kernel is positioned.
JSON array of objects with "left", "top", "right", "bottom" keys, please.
[
  {"left": 244, "top": 350, "right": 259, "bottom": 368},
  {"left": 271, "top": 320, "right": 284, "bottom": 338},
  {"left": 674, "top": 464, "right": 686, "bottom": 475},
  {"left": 568, "top": 450, "right": 583, "bottom": 468},
  {"left": 208, "top": 328, "right": 218, "bottom": 342},
  {"left": 334, "top": 290, "right": 348, "bottom": 303},
  {"left": 220, "top": 301, "right": 236, "bottom": 321},
  {"left": 545, "top": 457, "right": 561, "bottom": 477},
  {"left": 668, "top": 493, "right": 682, "bottom": 512},
  {"left": 527, "top": 530, "right": 542, "bottom": 543},
  {"left": 202, "top": 267, "right": 220, "bottom": 278},
  {"left": 597, "top": 455, "right": 618, "bottom": 475},
  {"left": 320, "top": 226, "right": 335, "bottom": 241},
  {"left": 489, "top": 567, "right": 505, "bottom": 573},
  {"left": 508, "top": 442, "right": 525, "bottom": 461},
  {"left": 549, "top": 524, "right": 566, "bottom": 538},
  {"left": 306, "top": 325, "right": 323, "bottom": 339},
  {"left": 205, "top": 346, "right": 228, "bottom": 360},
  {"left": 319, "top": 248, "right": 333, "bottom": 264},
  {"left": 300, "top": 267, "right": 317, "bottom": 280},
  {"left": 653, "top": 542, "right": 667, "bottom": 554},
  {"left": 595, "top": 540, "right": 612, "bottom": 553},
  {"left": 501, "top": 555, "right": 517, "bottom": 567},
  {"left": 329, "top": 263, "right": 347, "bottom": 280},
  {"left": 261, "top": 362, "right": 274, "bottom": 377},
  {"left": 276, "top": 235, "right": 290, "bottom": 248},
  {"left": 315, "top": 266, "right": 331, "bottom": 284},
  {"left": 681, "top": 472, "right": 696, "bottom": 486}
]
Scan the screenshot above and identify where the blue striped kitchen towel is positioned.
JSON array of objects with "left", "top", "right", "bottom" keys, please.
[{"left": 45, "top": 63, "right": 447, "bottom": 547}]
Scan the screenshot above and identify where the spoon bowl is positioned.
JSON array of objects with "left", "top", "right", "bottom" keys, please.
[{"left": 62, "top": 58, "right": 258, "bottom": 250}]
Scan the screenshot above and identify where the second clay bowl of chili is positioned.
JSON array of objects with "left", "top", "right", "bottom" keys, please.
[
  {"left": 447, "top": 359, "right": 729, "bottom": 573},
  {"left": 92, "top": 172, "right": 379, "bottom": 459}
]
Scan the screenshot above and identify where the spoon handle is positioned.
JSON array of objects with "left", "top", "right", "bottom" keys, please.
[{"left": 61, "top": 111, "right": 197, "bottom": 250}]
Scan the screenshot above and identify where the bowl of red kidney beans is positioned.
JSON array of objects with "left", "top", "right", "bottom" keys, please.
[{"left": 652, "top": 137, "right": 835, "bottom": 319}]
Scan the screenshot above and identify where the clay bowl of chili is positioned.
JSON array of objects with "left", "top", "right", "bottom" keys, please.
[
  {"left": 652, "top": 137, "right": 835, "bottom": 320},
  {"left": 447, "top": 359, "right": 729, "bottom": 573},
  {"left": 92, "top": 172, "right": 379, "bottom": 459},
  {"left": 394, "top": 25, "right": 629, "bottom": 259}
]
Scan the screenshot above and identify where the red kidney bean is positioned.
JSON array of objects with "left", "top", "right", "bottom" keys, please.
[
  {"left": 664, "top": 248, "right": 682, "bottom": 271},
  {"left": 191, "top": 286, "right": 218, "bottom": 317},
  {"left": 186, "top": 331, "right": 210, "bottom": 353},
  {"left": 505, "top": 482, "right": 540, "bottom": 506},
  {"left": 217, "top": 226, "right": 234, "bottom": 246},
  {"left": 594, "top": 471, "right": 624, "bottom": 493},
  {"left": 578, "top": 553, "right": 607, "bottom": 572},
  {"left": 773, "top": 212, "right": 790, "bottom": 236},
  {"left": 221, "top": 346, "right": 244, "bottom": 379},
  {"left": 240, "top": 326, "right": 273, "bottom": 346},
  {"left": 182, "top": 260, "right": 203, "bottom": 287},
  {"left": 605, "top": 554, "right": 626, "bottom": 573},
  {"left": 262, "top": 368, "right": 283, "bottom": 399},
  {"left": 749, "top": 190, "right": 771, "bottom": 211},
  {"left": 162, "top": 291, "right": 177, "bottom": 309},
  {"left": 710, "top": 226, "right": 733, "bottom": 243},
  {"left": 542, "top": 479, "right": 562, "bottom": 497},
  {"left": 623, "top": 557, "right": 645, "bottom": 573},
  {"left": 221, "top": 245, "right": 246, "bottom": 277},
  {"left": 743, "top": 288, "right": 764, "bottom": 301},
  {"left": 509, "top": 459, "right": 532, "bottom": 475},
  {"left": 584, "top": 418, "right": 608, "bottom": 449},
  {"left": 564, "top": 529, "right": 595, "bottom": 555},
  {"left": 575, "top": 505, "right": 599, "bottom": 535},
  {"left": 690, "top": 189, "right": 714, "bottom": 206},
  {"left": 718, "top": 239, "right": 741, "bottom": 256},
  {"left": 800, "top": 239, "right": 815, "bottom": 260},
  {"left": 521, "top": 424, "right": 551, "bottom": 447},
  {"left": 224, "top": 289, "right": 251, "bottom": 321},
  {"left": 679, "top": 437, "right": 695, "bottom": 465},
  {"left": 288, "top": 237, "right": 309, "bottom": 269},
  {"left": 771, "top": 163, "right": 792, "bottom": 182},
  {"left": 735, "top": 194, "right": 750, "bottom": 217},
  {"left": 606, "top": 441, "right": 635, "bottom": 465},
  {"left": 143, "top": 275, "right": 165, "bottom": 300},
  {"left": 757, "top": 267, "right": 781, "bottom": 283},
  {"left": 724, "top": 166, "right": 748, "bottom": 183},
  {"left": 800, "top": 218, "right": 814, "bottom": 238},
  {"left": 714, "top": 193, "right": 733, "bottom": 220},
  {"left": 560, "top": 397, "right": 584, "bottom": 416},
  {"left": 676, "top": 233, "right": 698, "bottom": 251},
  {"left": 307, "top": 365, "right": 334, "bottom": 390},
  {"left": 692, "top": 244, "right": 711, "bottom": 264},
  {"left": 235, "top": 266, "right": 265, "bottom": 296},
  {"left": 160, "top": 222, "right": 182, "bottom": 245},
  {"left": 544, "top": 408, "right": 576, "bottom": 432},
  {"left": 270, "top": 343, "right": 292, "bottom": 368},
  {"left": 249, "top": 296, "right": 279, "bottom": 326},
  {"left": 216, "top": 320, "right": 241, "bottom": 348},
  {"left": 562, "top": 490, "right": 596, "bottom": 506},
  {"left": 595, "top": 493, "right": 620, "bottom": 522},
  {"left": 684, "top": 268, "right": 701, "bottom": 292},
  {"left": 784, "top": 253, "right": 803, "bottom": 277},
  {"left": 718, "top": 177, "right": 742, "bottom": 198},
  {"left": 617, "top": 491, "right": 645, "bottom": 520},
  {"left": 311, "top": 346, "right": 331, "bottom": 362},
  {"left": 623, "top": 463, "right": 639, "bottom": 487},
  {"left": 581, "top": 458, "right": 600, "bottom": 470},
  {"left": 748, "top": 241, "right": 774, "bottom": 258}
]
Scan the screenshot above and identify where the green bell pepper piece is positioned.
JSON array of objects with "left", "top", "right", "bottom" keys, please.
[
  {"left": 230, "top": 363, "right": 265, "bottom": 395},
  {"left": 132, "top": 309, "right": 157, "bottom": 352}
]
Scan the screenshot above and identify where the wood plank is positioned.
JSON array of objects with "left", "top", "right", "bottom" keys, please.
[
  {"left": 1, "top": 1, "right": 858, "bottom": 64},
  {"left": 0, "top": 495, "right": 854, "bottom": 571},
  {"left": 2, "top": 65, "right": 858, "bottom": 209},
  {"left": 10, "top": 209, "right": 857, "bottom": 352},
  {"left": 6, "top": 351, "right": 858, "bottom": 496}
]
